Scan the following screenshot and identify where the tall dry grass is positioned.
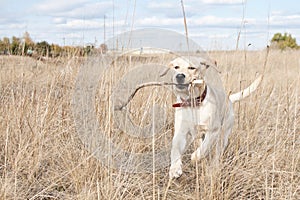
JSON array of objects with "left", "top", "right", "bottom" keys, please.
[{"left": 0, "top": 50, "right": 299, "bottom": 199}]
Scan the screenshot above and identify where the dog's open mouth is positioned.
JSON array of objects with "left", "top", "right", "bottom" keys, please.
[{"left": 175, "top": 83, "right": 188, "bottom": 90}]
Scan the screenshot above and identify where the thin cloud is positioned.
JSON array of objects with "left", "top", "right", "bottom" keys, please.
[
  {"left": 33, "top": 0, "right": 89, "bottom": 13},
  {"left": 270, "top": 14, "right": 300, "bottom": 27},
  {"left": 56, "top": 19, "right": 101, "bottom": 30},
  {"left": 7, "top": 23, "right": 27, "bottom": 30},
  {"left": 146, "top": 1, "right": 195, "bottom": 18},
  {"left": 32, "top": 0, "right": 112, "bottom": 19},
  {"left": 147, "top": 2, "right": 177, "bottom": 9},
  {"left": 55, "top": 18, "right": 124, "bottom": 31},
  {"left": 200, "top": 0, "right": 244, "bottom": 5},
  {"left": 135, "top": 14, "right": 260, "bottom": 31},
  {"left": 190, "top": 15, "right": 256, "bottom": 29},
  {"left": 53, "top": 18, "right": 67, "bottom": 24},
  {"left": 58, "top": 2, "right": 113, "bottom": 19},
  {"left": 137, "top": 16, "right": 182, "bottom": 26}
]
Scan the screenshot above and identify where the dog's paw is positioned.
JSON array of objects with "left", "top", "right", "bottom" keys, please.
[{"left": 169, "top": 160, "right": 182, "bottom": 179}]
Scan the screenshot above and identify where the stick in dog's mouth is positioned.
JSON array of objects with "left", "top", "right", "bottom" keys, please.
[
  {"left": 191, "top": 79, "right": 204, "bottom": 84},
  {"left": 114, "top": 80, "right": 205, "bottom": 110}
]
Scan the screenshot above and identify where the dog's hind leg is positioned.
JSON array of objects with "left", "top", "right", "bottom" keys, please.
[{"left": 216, "top": 113, "right": 234, "bottom": 158}]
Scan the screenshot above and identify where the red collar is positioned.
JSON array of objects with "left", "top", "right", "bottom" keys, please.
[{"left": 172, "top": 86, "right": 207, "bottom": 108}]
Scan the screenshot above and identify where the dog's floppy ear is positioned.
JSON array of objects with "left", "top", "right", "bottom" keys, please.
[
  {"left": 160, "top": 61, "right": 174, "bottom": 77},
  {"left": 159, "top": 67, "right": 170, "bottom": 77},
  {"left": 168, "top": 61, "right": 174, "bottom": 68},
  {"left": 200, "top": 59, "right": 220, "bottom": 75},
  {"left": 199, "top": 61, "right": 210, "bottom": 76}
]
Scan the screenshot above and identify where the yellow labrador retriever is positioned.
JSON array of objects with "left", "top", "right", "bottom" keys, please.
[{"left": 168, "top": 57, "right": 262, "bottom": 179}]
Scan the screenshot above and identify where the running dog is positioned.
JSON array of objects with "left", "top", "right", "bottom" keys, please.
[{"left": 166, "top": 57, "right": 262, "bottom": 179}]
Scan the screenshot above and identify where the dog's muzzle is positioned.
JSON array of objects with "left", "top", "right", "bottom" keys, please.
[{"left": 175, "top": 73, "right": 187, "bottom": 90}]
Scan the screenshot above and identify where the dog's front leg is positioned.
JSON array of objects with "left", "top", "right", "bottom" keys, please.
[
  {"left": 191, "top": 128, "right": 220, "bottom": 162},
  {"left": 169, "top": 120, "right": 189, "bottom": 179}
]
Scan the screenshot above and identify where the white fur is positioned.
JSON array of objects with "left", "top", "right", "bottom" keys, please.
[{"left": 168, "top": 57, "right": 262, "bottom": 179}]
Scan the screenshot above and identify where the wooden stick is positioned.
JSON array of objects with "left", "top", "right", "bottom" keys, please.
[{"left": 114, "top": 82, "right": 189, "bottom": 110}]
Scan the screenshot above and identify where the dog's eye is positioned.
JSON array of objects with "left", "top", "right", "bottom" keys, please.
[
  {"left": 174, "top": 66, "right": 180, "bottom": 69},
  {"left": 188, "top": 66, "right": 196, "bottom": 70}
]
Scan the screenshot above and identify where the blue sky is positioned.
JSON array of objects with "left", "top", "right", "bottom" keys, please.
[{"left": 0, "top": 0, "right": 299, "bottom": 50}]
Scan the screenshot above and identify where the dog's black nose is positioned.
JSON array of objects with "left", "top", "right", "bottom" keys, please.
[{"left": 176, "top": 73, "right": 185, "bottom": 83}]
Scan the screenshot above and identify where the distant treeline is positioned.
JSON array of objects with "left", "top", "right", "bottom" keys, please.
[
  {"left": 1, "top": 31, "right": 298, "bottom": 56},
  {"left": 0, "top": 32, "right": 108, "bottom": 57}
]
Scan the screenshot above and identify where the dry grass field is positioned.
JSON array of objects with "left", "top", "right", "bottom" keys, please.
[{"left": 0, "top": 49, "right": 299, "bottom": 199}]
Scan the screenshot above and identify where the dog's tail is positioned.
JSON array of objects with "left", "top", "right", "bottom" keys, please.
[{"left": 229, "top": 74, "right": 263, "bottom": 103}]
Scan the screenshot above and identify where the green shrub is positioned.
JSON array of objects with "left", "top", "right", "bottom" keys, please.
[{"left": 271, "top": 33, "right": 299, "bottom": 50}]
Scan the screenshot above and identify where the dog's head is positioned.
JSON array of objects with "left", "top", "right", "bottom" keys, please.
[{"left": 167, "top": 57, "right": 211, "bottom": 98}]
